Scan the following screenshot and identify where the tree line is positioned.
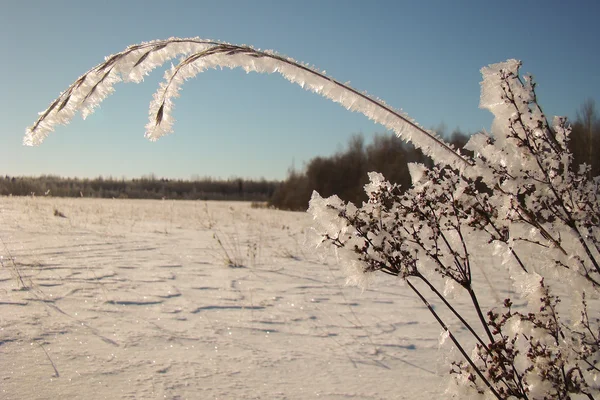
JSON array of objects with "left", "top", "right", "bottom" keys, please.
[
  {"left": 568, "top": 99, "right": 600, "bottom": 178},
  {"left": 269, "top": 129, "right": 469, "bottom": 210},
  {"left": 0, "top": 175, "right": 277, "bottom": 201},
  {"left": 270, "top": 100, "right": 600, "bottom": 210}
]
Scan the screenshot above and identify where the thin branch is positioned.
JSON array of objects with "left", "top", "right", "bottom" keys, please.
[
  {"left": 405, "top": 279, "right": 502, "bottom": 400},
  {"left": 27, "top": 38, "right": 471, "bottom": 169}
]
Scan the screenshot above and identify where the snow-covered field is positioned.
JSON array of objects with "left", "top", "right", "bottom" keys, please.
[{"left": 0, "top": 197, "right": 511, "bottom": 399}]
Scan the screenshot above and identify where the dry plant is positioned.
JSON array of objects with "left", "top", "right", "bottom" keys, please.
[
  {"left": 203, "top": 201, "right": 215, "bottom": 230},
  {"left": 0, "top": 245, "right": 29, "bottom": 291},
  {"left": 162, "top": 199, "right": 175, "bottom": 234},
  {"left": 210, "top": 206, "right": 262, "bottom": 268},
  {"left": 53, "top": 208, "right": 67, "bottom": 218},
  {"left": 212, "top": 231, "right": 260, "bottom": 268}
]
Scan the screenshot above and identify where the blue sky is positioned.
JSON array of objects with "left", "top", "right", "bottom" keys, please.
[{"left": 1, "top": 0, "right": 599, "bottom": 181}]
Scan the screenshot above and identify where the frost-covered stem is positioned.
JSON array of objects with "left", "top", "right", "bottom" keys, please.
[
  {"left": 450, "top": 195, "right": 473, "bottom": 282},
  {"left": 466, "top": 287, "right": 495, "bottom": 345},
  {"left": 438, "top": 190, "right": 525, "bottom": 296},
  {"left": 415, "top": 272, "right": 490, "bottom": 353},
  {"left": 429, "top": 196, "right": 469, "bottom": 278},
  {"left": 405, "top": 279, "right": 503, "bottom": 399},
  {"left": 438, "top": 229, "right": 470, "bottom": 284},
  {"left": 514, "top": 364, "right": 529, "bottom": 400},
  {"left": 417, "top": 218, "right": 494, "bottom": 344},
  {"left": 406, "top": 225, "right": 494, "bottom": 349},
  {"left": 409, "top": 206, "right": 458, "bottom": 278},
  {"left": 584, "top": 392, "right": 596, "bottom": 400},
  {"left": 533, "top": 152, "right": 600, "bottom": 282},
  {"left": 170, "top": 44, "right": 470, "bottom": 166},
  {"left": 351, "top": 221, "right": 405, "bottom": 277},
  {"left": 26, "top": 38, "right": 471, "bottom": 170},
  {"left": 496, "top": 328, "right": 530, "bottom": 399},
  {"left": 508, "top": 250, "right": 528, "bottom": 274}
]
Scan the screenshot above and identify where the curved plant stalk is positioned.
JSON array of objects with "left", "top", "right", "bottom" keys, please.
[{"left": 25, "top": 38, "right": 470, "bottom": 170}]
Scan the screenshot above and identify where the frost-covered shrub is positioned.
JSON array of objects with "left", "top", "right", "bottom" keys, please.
[
  {"left": 310, "top": 60, "right": 600, "bottom": 399},
  {"left": 26, "top": 38, "right": 599, "bottom": 399}
]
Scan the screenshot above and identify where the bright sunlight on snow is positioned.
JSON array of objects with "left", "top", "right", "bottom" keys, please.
[{"left": 0, "top": 198, "right": 501, "bottom": 399}]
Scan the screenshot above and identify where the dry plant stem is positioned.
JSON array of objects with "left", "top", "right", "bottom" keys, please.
[
  {"left": 415, "top": 272, "right": 490, "bottom": 353},
  {"left": 29, "top": 38, "right": 470, "bottom": 169},
  {"left": 164, "top": 43, "right": 470, "bottom": 167},
  {"left": 0, "top": 258, "right": 26, "bottom": 290},
  {"left": 213, "top": 232, "right": 240, "bottom": 267},
  {"left": 409, "top": 226, "right": 496, "bottom": 347},
  {"left": 437, "top": 220, "right": 495, "bottom": 344},
  {"left": 465, "top": 287, "right": 495, "bottom": 344},
  {"left": 38, "top": 342, "right": 60, "bottom": 378},
  {"left": 415, "top": 273, "right": 532, "bottom": 400},
  {"left": 449, "top": 197, "right": 472, "bottom": 278},
  {"left": 0, "top": 238, "right": 28, "bottom": 289},
  {"left": 418, "top": 242, "right": 523, "bottom": 395},
  {"left": 405, "top": 278, "right": 503, "bottom": 400}
]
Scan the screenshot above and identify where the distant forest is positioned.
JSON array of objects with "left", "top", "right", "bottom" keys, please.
[
  {"left": 0, "top": 175, "right": 277, "bottom": 202},
  {"left": 270, "top": 100, "right": 600, "bottom": 210},
  {"left": 3, "top": 101, "right": 598, "bottom": 209},
  {"left": 269, "top": 129, "right": 469, "bottom": 210}
]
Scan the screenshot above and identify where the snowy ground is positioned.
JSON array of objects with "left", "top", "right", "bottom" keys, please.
[{"left": 0, "top": 197, "right": 512, "bottom": 399}]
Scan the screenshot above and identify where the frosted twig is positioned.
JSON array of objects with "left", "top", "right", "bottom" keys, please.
[{"left": 26, "top": 38, "right": 470, "bottom": 170}]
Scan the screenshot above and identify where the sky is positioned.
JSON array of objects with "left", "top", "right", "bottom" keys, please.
[{"left": 1, "top": 0, "right": 599, "bottom": 181}]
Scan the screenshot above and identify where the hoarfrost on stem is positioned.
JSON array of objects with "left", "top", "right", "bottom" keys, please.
[{"left": 25, "top": 38, "right": 469, "bottom": 170}]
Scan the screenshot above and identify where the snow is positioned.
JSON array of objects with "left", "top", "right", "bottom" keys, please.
[{"left": 0, "top": 197, "right": 514, "bottom": 399}]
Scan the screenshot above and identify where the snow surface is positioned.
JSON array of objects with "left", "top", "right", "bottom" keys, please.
[{"left": 0, "top": 197, "right": 513, "bottom": 399}]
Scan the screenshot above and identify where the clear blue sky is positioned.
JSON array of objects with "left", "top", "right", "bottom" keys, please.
[{"left": 1, "top": 0, "right": 599, "bottom": 181}]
